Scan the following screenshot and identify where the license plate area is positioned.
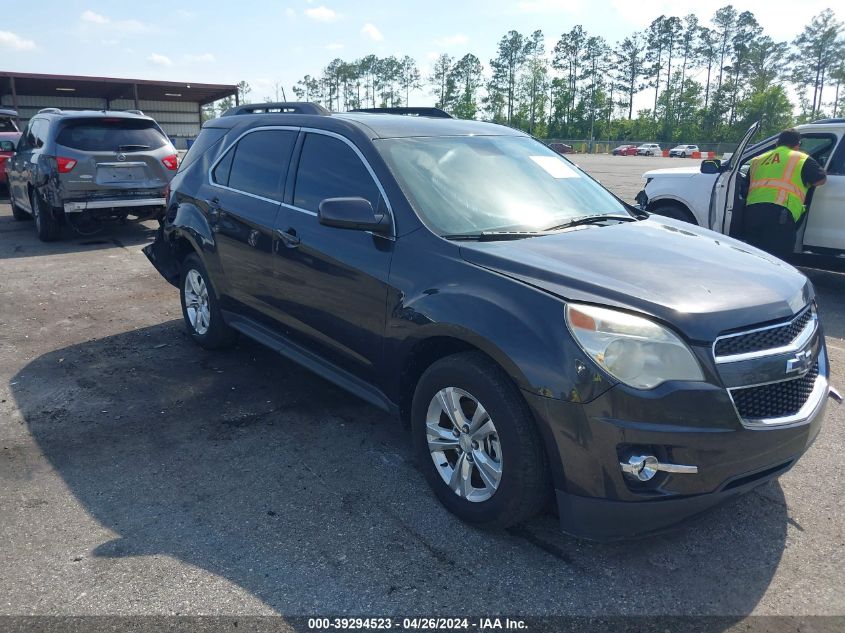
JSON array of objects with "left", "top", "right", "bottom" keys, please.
[{"left": 96, "top": 162, "right": 147, "bottom": 184}]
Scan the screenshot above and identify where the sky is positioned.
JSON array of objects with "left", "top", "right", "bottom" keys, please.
[{"left": 1, "top": 0, "right": 842, "bottom": 109}]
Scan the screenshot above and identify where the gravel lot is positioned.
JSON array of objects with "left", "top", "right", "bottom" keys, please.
[{"left": 1, "top": 154, "right": 843, "bottom": 622}]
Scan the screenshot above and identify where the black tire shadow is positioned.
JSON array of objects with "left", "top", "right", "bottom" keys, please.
[
  {"left": 10, "top": 322, "right": 788, "bottom": 621},
  {"left": 0, "top": 200, "right": 157, "bottom": 260}
]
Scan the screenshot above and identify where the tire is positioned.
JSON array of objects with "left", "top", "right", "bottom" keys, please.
[
  {"left": 31, "top": 190, "right": 62, "bottom": 241},
  {"left": 651, "top": 203, "right": 696, "bottom": 224},
  {"left": 9, "top": 188, "right": 31, "bottom": 221},
  {"left": 179, "top": 253, "right": 238, "bottom": 350},
  {"left": 411, "top": 352, "right": 550, "bottom": 528}
]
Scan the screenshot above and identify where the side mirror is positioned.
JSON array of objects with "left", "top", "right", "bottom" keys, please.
[
  {"left": 700, "top": 159, "right": 722, "bottom": 174},
  {"left": 318, "top": 197, "right": 391, "bottom": 233}
]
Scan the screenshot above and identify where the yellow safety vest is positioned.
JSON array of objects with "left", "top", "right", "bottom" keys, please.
[{"left": 746, "top": 146, "right": 809, "bottom": 222}]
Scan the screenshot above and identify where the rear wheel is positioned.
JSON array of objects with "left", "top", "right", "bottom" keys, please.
[
  {"left": 179, "top": 253, "right": 237, "bottom": 350},
  {"left": 411, "top": 352, "right": 550, "bottom": 528},
  {"left": 31, "top": 190, "right": 62, "bottom": 241}
]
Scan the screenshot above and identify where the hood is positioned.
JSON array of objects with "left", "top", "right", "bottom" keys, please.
[
  {"left": 459, "top": 218, "right": 812, "bottom": 343},
  {"left": 643, "top": 165, "right": 706, "bottom": 179}
]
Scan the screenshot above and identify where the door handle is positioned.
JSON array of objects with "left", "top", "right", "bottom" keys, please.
[{"left": 275, "top": 227, "right": 300, "bottom": 248}]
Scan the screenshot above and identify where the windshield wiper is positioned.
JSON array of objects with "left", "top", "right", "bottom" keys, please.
[
  {"left": 543, "top": 214, "right": 637, "bottom": 231},
  {"left": 442, "top": 231, "right": 547, "bottom": 242}
]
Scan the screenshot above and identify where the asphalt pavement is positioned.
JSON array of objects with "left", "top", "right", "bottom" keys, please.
[{"left": 0, "top": 155, "right": 842, "bottom": 623}]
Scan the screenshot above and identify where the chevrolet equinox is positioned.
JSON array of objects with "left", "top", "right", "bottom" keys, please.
[{"left": 143, "top": 103, "right": 835, "bottom": 539}]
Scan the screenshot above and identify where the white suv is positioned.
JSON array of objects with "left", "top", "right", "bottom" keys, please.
[
  {"left": 639, "top": 119, "right": 845, "bottom": 256},
  {"left": 669, "top": 144, "right": 699, "bottom": 158},
  {"left": 637, "top": 143, "right": 662, "bottom": 156}
]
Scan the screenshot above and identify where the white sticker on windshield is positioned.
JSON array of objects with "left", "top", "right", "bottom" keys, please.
[{"left": 529, "top": 155, "right": 581, "bottom": 178}]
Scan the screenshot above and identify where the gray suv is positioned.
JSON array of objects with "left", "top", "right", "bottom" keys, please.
[{"left": 5, "top": 109, "right": 177, "bottom": 241}]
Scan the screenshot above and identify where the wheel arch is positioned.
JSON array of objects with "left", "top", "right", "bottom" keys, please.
[
  {"left": 647, "top": 196, "right": 699, "bottom": 224},
  {"left": 399, "top": 332, "right": 568, "bottom": 493}
]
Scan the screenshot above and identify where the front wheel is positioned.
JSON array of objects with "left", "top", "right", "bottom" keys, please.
[
  {"left": 179, "top": 253, "right": 237, "bottom": 349},
  {"left": 9, "top": 187, "right": 31, "bottom": 221},
  {"left": 411, "top": 352, "right": 550, "bottom": 528}
]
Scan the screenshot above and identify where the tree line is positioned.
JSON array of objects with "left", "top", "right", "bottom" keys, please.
[{"left": 208, "top": 6, "right": 845, "bottom": 144}]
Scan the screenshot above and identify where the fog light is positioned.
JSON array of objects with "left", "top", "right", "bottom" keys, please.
[{"left": 621, "top": 454, "right": 698, "bottom": 481}]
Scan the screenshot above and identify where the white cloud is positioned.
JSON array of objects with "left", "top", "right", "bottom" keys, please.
[
  {"left": 148, "top": 53, "right": 173, "bottom": 66},
  {"left": 80, "top": 10, "right": 150, "bottom": 33},
  {"left": 326, "top": 42, "right": 344, "bottom": 50},
  {"left": 518, "top": 0, "right": 583, "bottom": 12},
  {"left": 305, "top": 6, "right": 339, "bottom": 21},
  {"left": 426, "top": 51, "right": 440, "bottom": 60},
  {"left": 176, "top": 9, "right": 196, "bottom": 19},
  {"left": 361, "top": 23, "right": 383, "bottom": 41},
  {"left": 81, "top": 9, "right": 109, "bottom": 24},
  {"left": 285, "top": 8, "right": 296, "bottom": 18},
  {"left": 436, "top": 33, "right": 469, "bottom": 48},
  {"left": 0, "top": 30, "right": 36, "bottom": 50},
  {"left": 185, "top": 53, "right": 215, "bottom": 63}
]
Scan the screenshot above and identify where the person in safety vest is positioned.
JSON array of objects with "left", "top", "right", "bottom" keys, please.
[{"left": 743, "top": 128, "right": 827, "bottom": 256}]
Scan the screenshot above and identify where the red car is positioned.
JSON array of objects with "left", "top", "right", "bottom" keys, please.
[
  {"left": 0, "top": 132, "right": 20, "bottom": 187},
  {"left": 612, "top": 144, "right": 638, "bottom": 156}
]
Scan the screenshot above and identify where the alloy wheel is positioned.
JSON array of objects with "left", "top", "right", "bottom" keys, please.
[
  {"left": 184, "top": 269, "right": 211, "bottom": 336},
  {"left": 425, "top": 387, "right": 502, "bottom": 502}
]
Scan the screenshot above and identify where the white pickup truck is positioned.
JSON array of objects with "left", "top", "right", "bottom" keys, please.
[{"left": 638, "top": 119, "right": 845, "bottom": 257}]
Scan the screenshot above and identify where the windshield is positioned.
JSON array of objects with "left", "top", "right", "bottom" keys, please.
[
  {"left": 375, "top": 135, "right": 629, "bottom": 235},
  {"left": 56, "top": 118, "right": 168, "bottom": 152}
]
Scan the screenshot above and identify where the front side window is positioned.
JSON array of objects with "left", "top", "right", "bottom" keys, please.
[
  {"left": 293, "top": 133, "right": 380, "bottom": 212},
  {"left": 226, "top": 129, "right": 297, "bottom": 200},
  {"left": 376, "top": 135, "right": 629, "bottom": 235}
]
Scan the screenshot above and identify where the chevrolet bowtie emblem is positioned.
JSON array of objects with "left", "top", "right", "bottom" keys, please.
[{"left": 786, "top": 349, "right": 813, "bottom": 375}]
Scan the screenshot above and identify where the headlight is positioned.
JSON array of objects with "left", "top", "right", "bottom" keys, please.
[{"left": 565, "top": 303, "right": 704, "bottom": 389}]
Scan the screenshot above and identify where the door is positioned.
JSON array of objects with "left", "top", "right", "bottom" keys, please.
[
  {"left": 273, "top": 131, "right": 394, "bottom": 385},
  {"left": 207, "top": 128, "right": 298, "bottom": 321},
  {"left": 709, "top": 121, "right": 759, "bottom": 234},
  {"left": 802, "top": 134, "right": 845, "bottom": 251},
  {"left": 8, "top": 118, "right": 43, "bottom": 211}
]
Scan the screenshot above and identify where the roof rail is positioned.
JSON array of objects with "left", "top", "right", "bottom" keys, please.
[
  {"left": 222, "top": 102, "right": 331, "bottom": 116},
  {"left": 809, "top": 118, "right": 845, "bottom": 124},
  {"left": 38, "top": 107, "right": 62, "bottom": 114},
  {"left": 124, "top": 109, "right": 145, "bottom": 115},
  {"left": 350, "top": 107, "right": 453, "bottom": 119},
  {"left": 0, "top": 108, "right": 18, "bottom": 117}
]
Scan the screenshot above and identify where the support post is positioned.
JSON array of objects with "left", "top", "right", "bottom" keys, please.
[
  {"left": 10, "top": 76, "right": 18, "bottom": 111},
  {"left": 133, "top": 83, "right": 139, "bottom": 110}
]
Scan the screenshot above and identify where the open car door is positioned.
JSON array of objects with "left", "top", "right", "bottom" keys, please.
[
  {"left": 799, "top": 135, "right": 845, "bottom": 253},
  {"left": 708, "top": 121, "right": 760, "bottom": 235}
]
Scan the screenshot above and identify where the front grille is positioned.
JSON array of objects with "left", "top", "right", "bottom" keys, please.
[
  {"left": 731, "top": 362, "right": 819, "bottom": 420},
  {"left": 715, "top": 307, "right": 813, "bottom": 357}
]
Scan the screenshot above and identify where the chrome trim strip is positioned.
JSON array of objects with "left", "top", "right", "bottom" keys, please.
[
  {"left": 727, "top": 349, "right": 828, "bottom": 430},
  {"left": 64, "top": 197, "right": 165, "bottom": 213},
  {"left": 280, "top": 202, "right": 317, "bottom": 217},
  {"left": 713, "top": 305, "right": 815, "bottom": 364},
  {"left": 97, "top": 161, "right": 147, "bottom": 168}
]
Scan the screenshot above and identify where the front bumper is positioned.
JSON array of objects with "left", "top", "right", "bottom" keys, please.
[{"left": 524, "top": 355, "right": 831, "bottom": 540}]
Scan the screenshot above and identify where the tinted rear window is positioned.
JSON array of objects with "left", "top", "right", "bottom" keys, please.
[
  {"left": 0, "top": 119, "right": 17, "bottom": 132},
  {"left": 0, "top": 140, "right": 15, "bottom": 152},
  {"left": 56, "top": 118, "right": 168, "bottom": 152},
  {"left": 226, "top": 129, "right": 297, "bottom": 200}
]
